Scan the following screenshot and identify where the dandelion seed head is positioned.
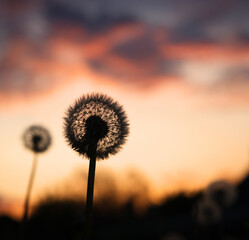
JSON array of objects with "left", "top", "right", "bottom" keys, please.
[
  {"left": 64, "top": 93, "right": 129, "bottom": 159},
  {"left": 23, "top": 125, "right": 51, "bottom": 153}
]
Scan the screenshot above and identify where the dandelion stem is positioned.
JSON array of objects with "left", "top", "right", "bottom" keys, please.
[
  {"left": 84, "top": 144, "right": 97, "bottom": 240},
  {"left": 19, "top": 153, "right": 38, "bottom": 240}
]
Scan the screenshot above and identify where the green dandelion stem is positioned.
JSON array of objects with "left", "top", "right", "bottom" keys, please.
[{"left": 84, "top": 143, "right": 97, "bottom": 240}]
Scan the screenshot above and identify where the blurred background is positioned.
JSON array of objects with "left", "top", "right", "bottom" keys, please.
[{"left": 0, "top": 0, "right": 249, "bottom": 239}]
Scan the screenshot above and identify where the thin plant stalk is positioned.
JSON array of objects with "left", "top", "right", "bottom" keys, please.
[
  {"left": 84, "top": 144, "right": 97, "bottom": 240},
  {"left": 19, "top": 153, "right": 38, "bottom": 240}
]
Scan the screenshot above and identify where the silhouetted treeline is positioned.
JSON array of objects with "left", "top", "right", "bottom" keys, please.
[{"left": 1, "top": 175, "right": 249, "bottom": 240}]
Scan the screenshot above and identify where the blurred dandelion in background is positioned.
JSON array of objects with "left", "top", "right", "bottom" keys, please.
[
  {"left": 23, "top": 125, "right": 51, "bottom": 153},
  {"left": 197, "top": 198, "right": 222, "bottom": 226},
  {"left": 64, "top": 93, "right": 129, "bottom": 240},
  {"left": 204, "top": 180, "right": 237, "bottom": 209},
  {"left": 20, "top": 125, "right": 52, "bottom": 239}
]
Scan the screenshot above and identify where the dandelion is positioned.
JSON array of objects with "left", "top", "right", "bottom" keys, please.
[
  {"left": 197, "top": 198, "right": 222, "bottom": 226},
  {"left": 20, "top": 125, "right": 51, "bottom": 239},
  {"left": 23, "top": 125, "right": 51, "bottom": 153},
  {"left": 205, "top": 180, "right": 237, "bottom": 208},
  {"left": 64, "top": 93, "right": 129, "bottom": 240}
]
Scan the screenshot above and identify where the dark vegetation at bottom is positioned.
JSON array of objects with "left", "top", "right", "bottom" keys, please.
[{"left": 1, "top": 175, "right": 249, "bottom": 240}]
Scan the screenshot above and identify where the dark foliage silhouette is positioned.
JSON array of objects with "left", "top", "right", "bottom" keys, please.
[
  {"left": 0, "top": 216, "right": 19, "bottom": 240},
  {"left": 1, "top": 172, "right": 249, "bottom": 240}
]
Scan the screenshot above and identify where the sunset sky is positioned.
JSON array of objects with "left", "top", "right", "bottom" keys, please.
[{"left": 0, "top": 0, "right": 249, "bottom": 218}]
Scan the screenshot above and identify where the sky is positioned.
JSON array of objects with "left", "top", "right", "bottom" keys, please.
[{"left": 0, "top": 0, "right": 249, "bottom": 218}]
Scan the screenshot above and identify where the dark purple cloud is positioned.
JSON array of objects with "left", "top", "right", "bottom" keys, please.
[
  {"left": 44, "top": 0, "right": 249, "bottom": 42},
  {"left": 1, "top": 0, "right": 248, "bottom": 42},
  {"left": 0, "top": 0, "right": 248, "bottom": 101}
]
